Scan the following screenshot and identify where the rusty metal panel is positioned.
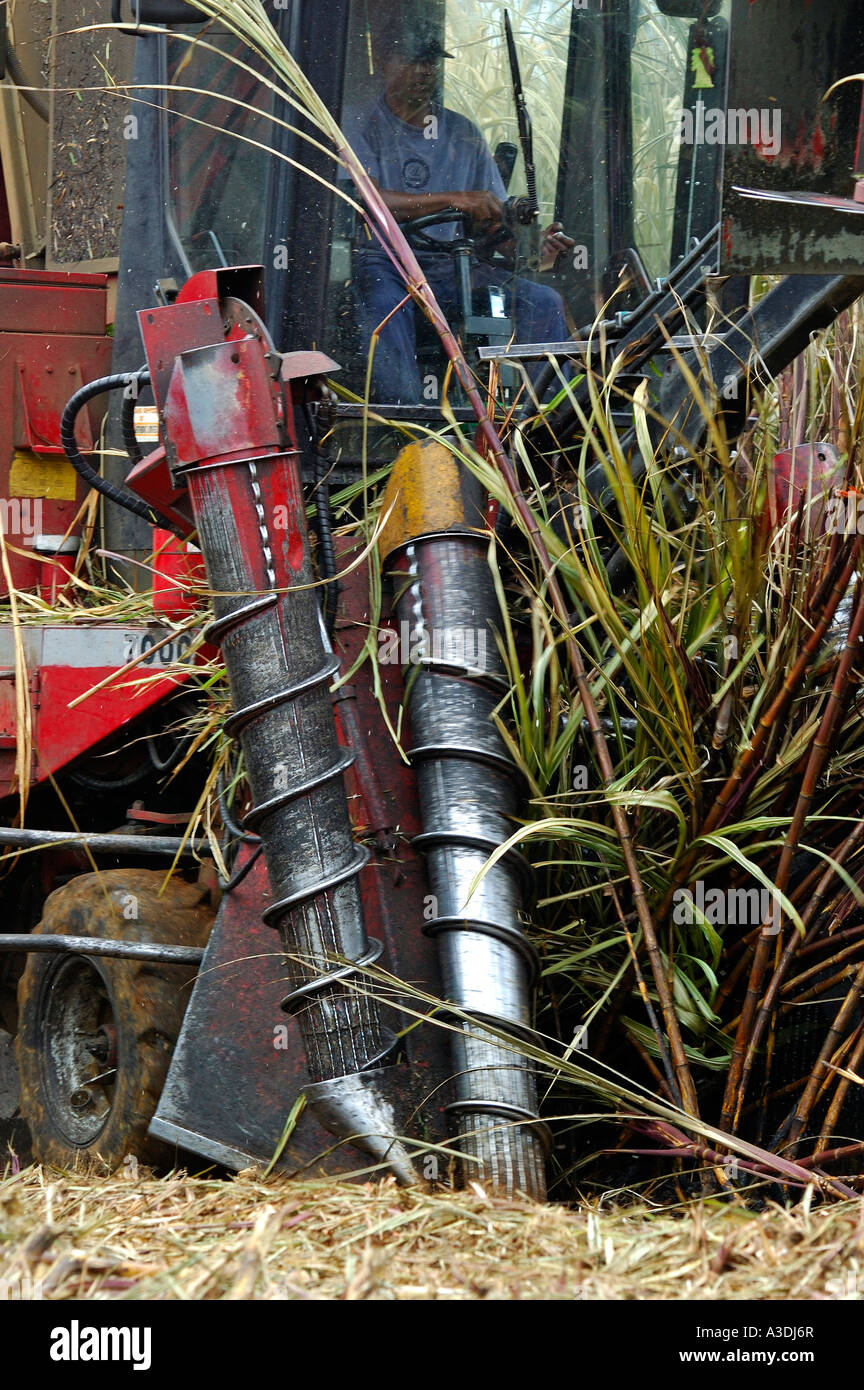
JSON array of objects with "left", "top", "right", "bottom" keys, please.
[
  {"left": 165, "top": 338, "right": 282, "bottom": 468},
  {"left": 0, "top": 269, "right": 108, "bottom": 335},
  {"left": 136, "top": 299, "right": 224, "bottom": 414},
  {"left": 0, "top": 271, "right": 111, "bottom": 595},
  {"left": 150, "top": 847, "right": 451, "bottom": 1175},
  {"left": 721, "top": 0, "right": 864, "bottom": 274}
]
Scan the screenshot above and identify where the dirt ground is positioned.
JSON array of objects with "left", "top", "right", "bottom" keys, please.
[{"left": 1, "top": 1165, "right": 863, "bottom": 1300}]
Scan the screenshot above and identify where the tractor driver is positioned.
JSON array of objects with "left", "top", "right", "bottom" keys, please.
[{"left": 345, "top": 21, "right": 573, "bottom": 404}]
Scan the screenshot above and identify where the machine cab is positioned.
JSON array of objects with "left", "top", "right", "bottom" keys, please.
[
  {"left": 92, "top": 0, "right": 863, "bottom": 495},
  {"left": 120, "top": 0, "right": 736, "bottom": 410}
]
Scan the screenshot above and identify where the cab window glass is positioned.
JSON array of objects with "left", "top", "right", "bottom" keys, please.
[
  {"left": 165, "top": 28, "right": 273, "bottom": 273},
  {"left": 326, "top": 1, "right": 728, "bottom": 403},
  {"left": 631, "top": 4, "right": 692, "bottom": 282},
  {"left": 443, "top": 2, "right": 567, "bottom": 227},
  {"left": 632, "top": 0, "right": 731, "bottom": 281},
  {"left": 329, "top": 0, "right": 571, "bottom": 403},
  {"left": 159, "top": 2, "right": 729, "bottom": 403}
]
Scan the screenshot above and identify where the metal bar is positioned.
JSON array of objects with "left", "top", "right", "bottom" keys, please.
[
  {"left": 477, "top": 340, "right": 610, "bottom": 362},
  {"left": 733, "top": 185, "right": 864, "bottom": 217},
  {"left": 454, "top": 246, "right": 473, "bottom": 340},
  {"left": 538, "top": 224, "right": 719, "bottom": 439},
  {"left": 0, "top": 828, "right": 211, "bottom": 857},
  {"left": 331, "top": 403, "right": 478, "bottom": 422},
  {"left": 504, "top": 10, "right": 538, "bottom": 216},
  {"left": 660, "top": 273, "right": 864, "bottom": 447},
  {"left": 480, "top": 337, "right": 720, "bottom": 365},
  {"left": 0, "top": 933, "right": 204, "bottom": 964}
]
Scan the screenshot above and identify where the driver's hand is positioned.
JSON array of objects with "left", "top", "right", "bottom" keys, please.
[
  {"left": 540, "top": 222, "right": 575, "bottom": 272},
  {"left": 453, "top": 190, "right": 504, "bottom": 231}
]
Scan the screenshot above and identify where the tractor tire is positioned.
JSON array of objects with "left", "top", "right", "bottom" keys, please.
[{"left": 16, "top": 869, "right": 214, "bottom": 1172}]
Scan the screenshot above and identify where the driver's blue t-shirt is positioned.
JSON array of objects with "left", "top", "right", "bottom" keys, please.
[{"left": 343, "top": 96, "right": 507, "bottom": 243}]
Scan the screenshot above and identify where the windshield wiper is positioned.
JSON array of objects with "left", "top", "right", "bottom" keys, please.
[{"left": 503, "top": 10, "right": 539, "bottom": 225}]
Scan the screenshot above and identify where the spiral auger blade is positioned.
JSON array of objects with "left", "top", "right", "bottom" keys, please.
[
  {"left": 380, "top": 440, "right": 549, "bottom": 1200},
  {"left": 145, "top": 303, "right": 416, "bottom": 1183}
]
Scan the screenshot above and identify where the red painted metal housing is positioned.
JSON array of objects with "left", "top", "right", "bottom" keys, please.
[
  {"left": 0, "top": 269, "right": 113, "bottom": 595},
  {"left": 0, "top": 269, "right": 205, "bottom": 797},
  {"left": 0, "top": 623, "right": 195, "bottom": 799}
]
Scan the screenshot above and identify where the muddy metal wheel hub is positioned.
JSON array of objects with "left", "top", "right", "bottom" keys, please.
[{"left": 41, "top": 956, "right": 117, "bottom": 1146}]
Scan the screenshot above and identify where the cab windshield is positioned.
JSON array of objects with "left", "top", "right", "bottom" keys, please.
[
  {"left": 165, "top": 27, "right": 274, "bottom": 274},
  {"left": 164, "top": 1, "right": 730, "bottom": 402}
]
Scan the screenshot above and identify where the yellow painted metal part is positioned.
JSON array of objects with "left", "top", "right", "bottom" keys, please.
[
  {"left": 377, "top": 438, "right": 477, "bottom": 562},
  {"left": 9, "top": 450, "right": 78, "bottom": 501}
]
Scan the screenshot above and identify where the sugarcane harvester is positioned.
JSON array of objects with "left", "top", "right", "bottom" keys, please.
[{"left": 4, "top": 0, "right": 864, "bottom": 1199}]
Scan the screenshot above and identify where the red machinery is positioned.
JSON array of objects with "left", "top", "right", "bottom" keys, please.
[
  {"left": 0, "top": 270, "right": 197, "bottom": 795},
  {"left": 0, "top": 265, "right": 547, "bottom": 1198},
  {"left": 4, "top": 0, "right": 864, "bottom": 1201}
]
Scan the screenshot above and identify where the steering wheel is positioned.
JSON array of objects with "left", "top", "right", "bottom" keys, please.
[
  {"left": 400, "top": 208, "right": 471, "bottom": 252},
  {"left": 401, "top": 208, "right": 515, "bottom": 268}
]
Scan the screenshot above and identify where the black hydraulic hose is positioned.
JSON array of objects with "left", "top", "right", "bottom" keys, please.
[
  {"left": 60, "top": 373, "right": 182, "bottom": 534},
  {"left": 68, "top": 759, "right": 155, "bottom": 793},
  {"left": 303, "top": 402, "right": 338, "bottom": 640},
  {"left": 215, "top": 762, "right": 262, "bottom": 890},
  {"left": 219, "top": 840, "right": 263, "bottom": 893},
  {"left": 147, "top": 729, "right": 193, "bottom": 775},
  {"left": 120, "top": 366, "right": 150, "bottom": 466},
  {"left": 216, "top": 767, "right": 260, "bottom": 845}
]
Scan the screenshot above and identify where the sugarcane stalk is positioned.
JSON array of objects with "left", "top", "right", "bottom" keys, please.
[
  {"left": 800, "top": 1139, "right": 864, "bottom": 1169},
  {"left": 782, "top": 960, "right": 862, "bottom": 1007},
  {"left": 789, "top": 854, "right": 838, "bottom": 908},
  {"left": 723, "top": 823, "right": 864, "bottom": 1012},
  {"left": 782, "top": 958, "right": 864, "bottom": 1147},
  {"left": 703, "top": 543, "right": 862, "bottom": 841},
  {"left": 721, "top": 822, "right": 864, "bottom": 1038},
  {"left": 797, "top": 922, "right": 864, "bottom": 959},
  {"left": 646, "top": 540, "right": 861, "bottom": 972},
  {"left": 780, "top": 937, "right": 864, "bottom": 997},
  {"left": 722, "top": 584, "right": 864, "bottom": 1130},
  {"left": 740, "top": 1070, "right": 814, "bottom": 1116},
  {"left": 611, "top": 880, "right": 681, "bottom": 1104},
  {"left": 816, "top": 1024, "right": 864, "bottom": 1153},
  {"left": 755, "top": 889, "right": 864, "bottom": 1139},
  {"left": 626, "top": 1119, "right": 855, "bottom": 1198}
]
